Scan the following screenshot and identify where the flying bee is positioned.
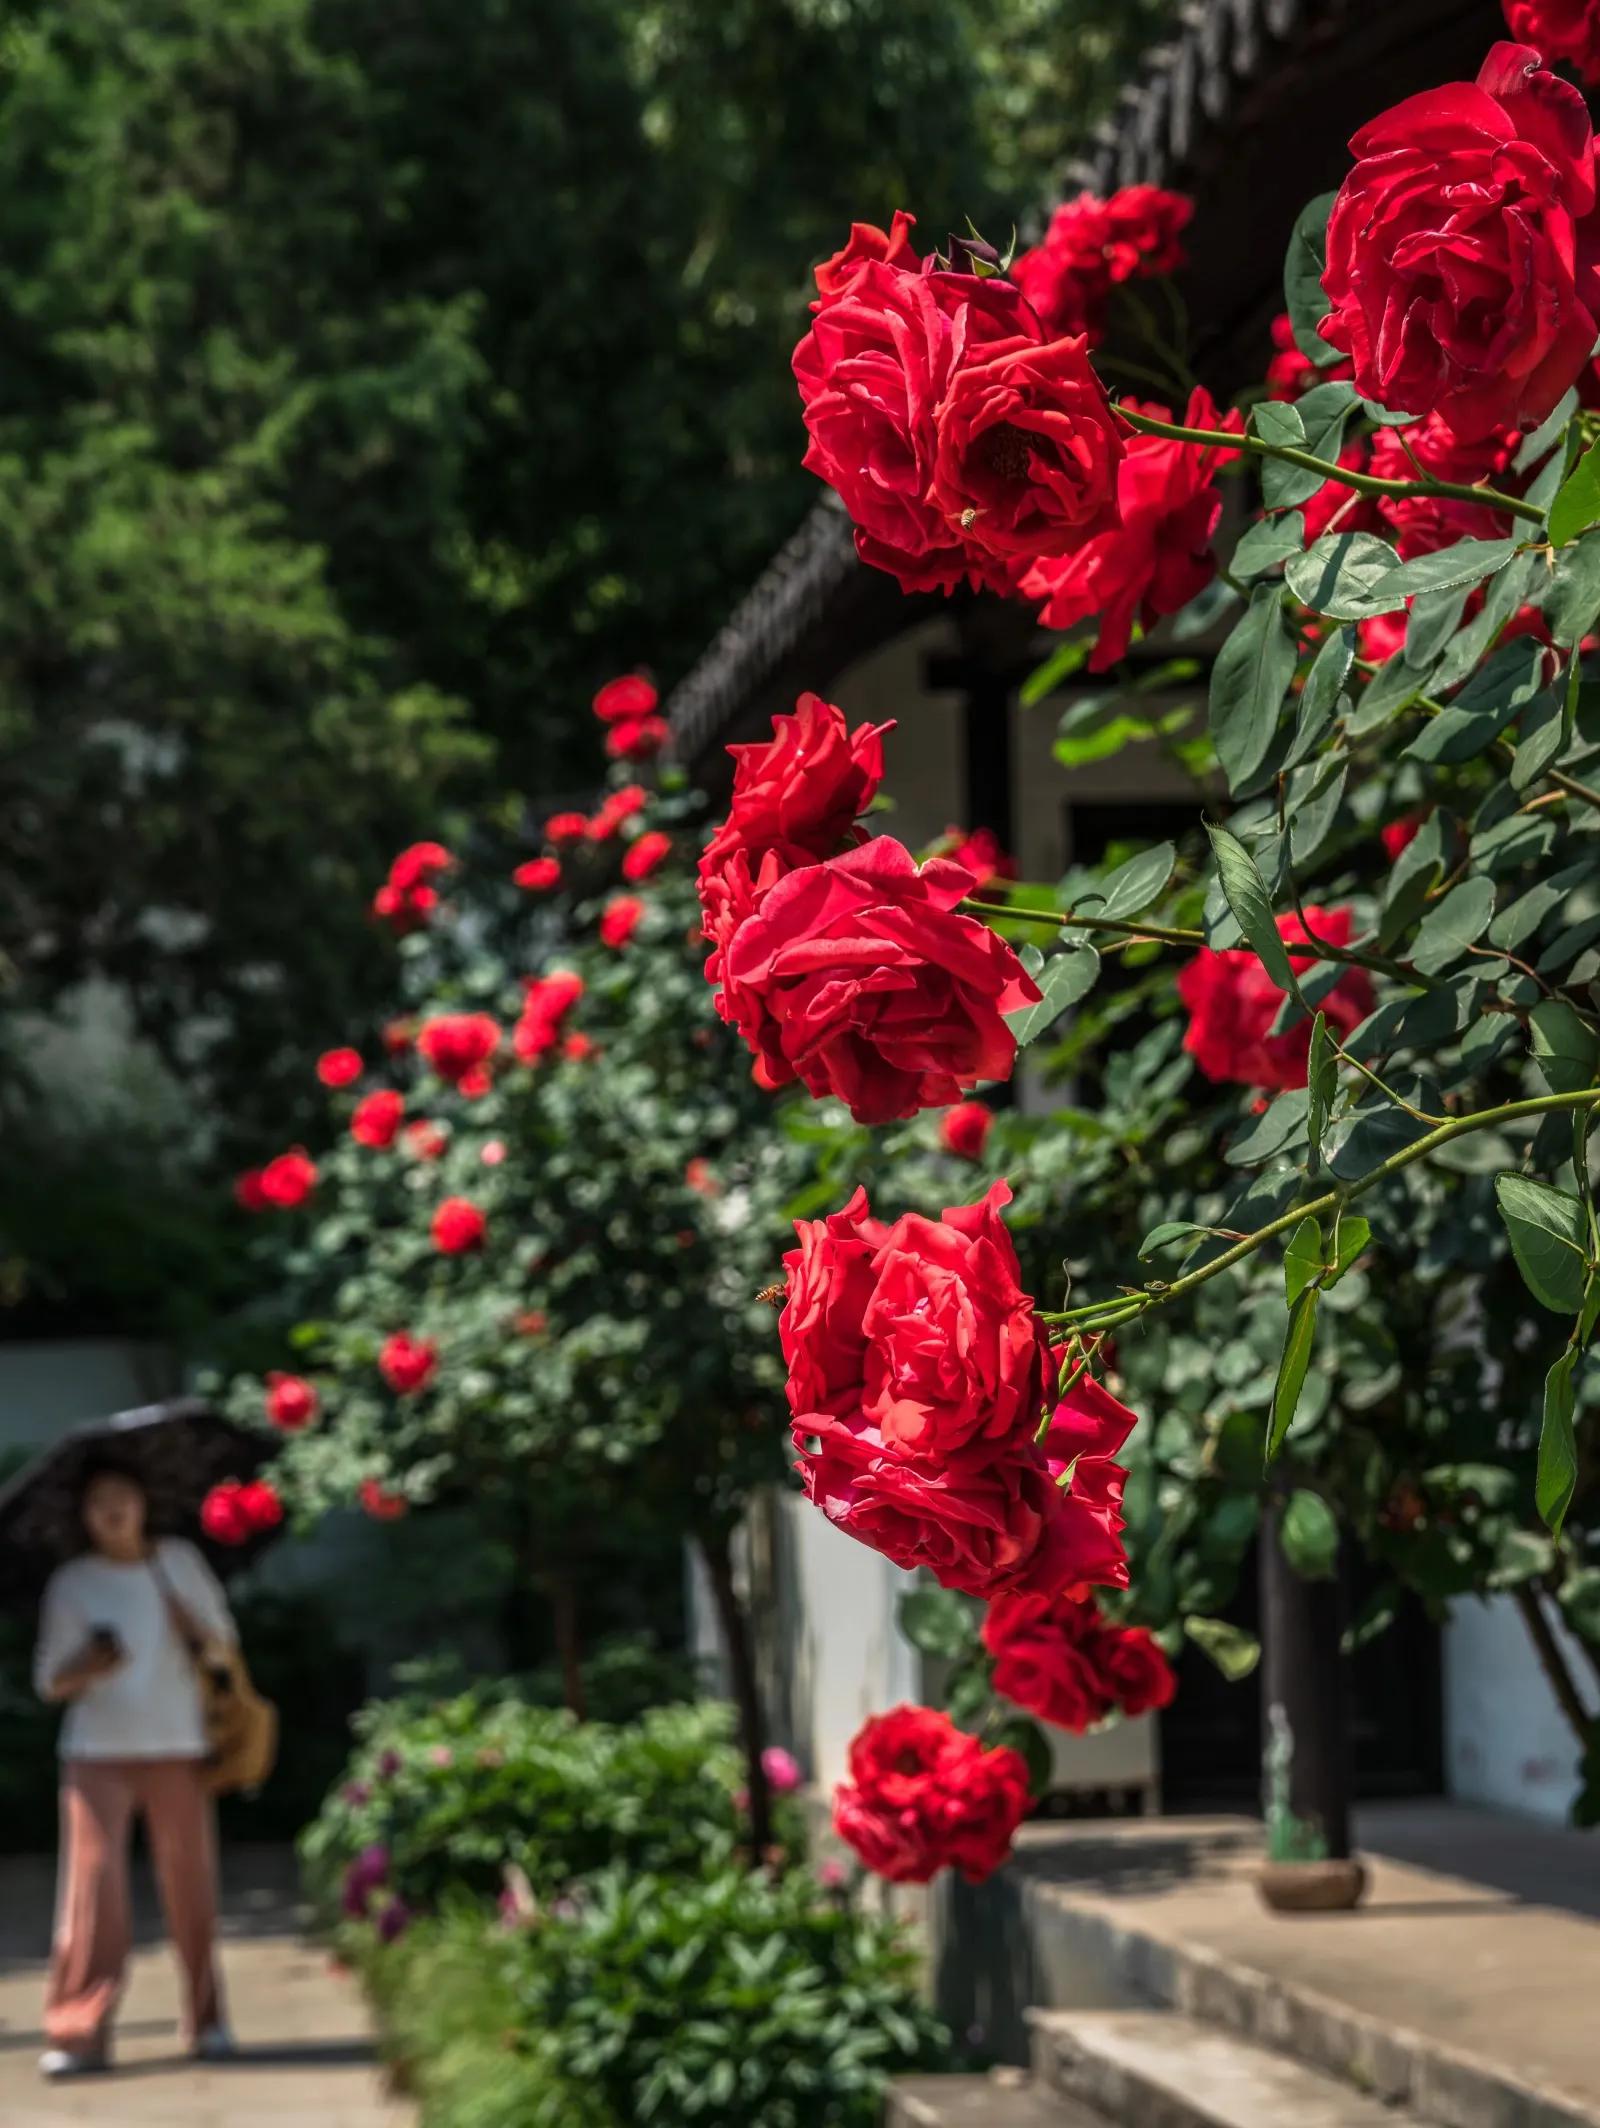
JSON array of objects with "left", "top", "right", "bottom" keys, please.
[{"left": 756, "top": 1282, "right": 786, "bottom": 1309}]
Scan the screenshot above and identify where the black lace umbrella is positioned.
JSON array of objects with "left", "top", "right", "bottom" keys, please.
[{"left": 0, "top": 1397, "right": 279, "bottom": 1611}]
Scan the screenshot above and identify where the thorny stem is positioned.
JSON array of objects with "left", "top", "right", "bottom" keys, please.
[
  {"left": 1116, "top": 405, "right": 1548, "bottom": 527},
  {"left": 1044, "top": 1088, "right": 1600, "bottom": 1329}
]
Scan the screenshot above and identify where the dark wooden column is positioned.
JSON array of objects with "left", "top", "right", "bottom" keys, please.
[{"left": 1259, "top": 1500, "right": 1352, "bottom": 1859}]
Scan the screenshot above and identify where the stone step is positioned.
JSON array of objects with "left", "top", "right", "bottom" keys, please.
[
  {"left": 886, "top": 2071, "right": 1106, "bottom": 2127},
  {"left": 1031, "top": 2008, "right": 1431, "bottom": 2128}
]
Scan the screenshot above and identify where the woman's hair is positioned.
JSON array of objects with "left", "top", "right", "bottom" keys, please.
[{"left": 74, "top": 1455, "right": 147, "bottom": 1518}]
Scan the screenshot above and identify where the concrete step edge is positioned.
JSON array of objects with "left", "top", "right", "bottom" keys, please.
[
  {"left": 885, "top": 2072, "right": 1108, "bottom": 2127},
  {"left": 1018, "top": 1884, "right": 1600, "bottom": 2128},
  {"left": 1030, "top": 2007, "right": 1428, "bottom": 2128}
]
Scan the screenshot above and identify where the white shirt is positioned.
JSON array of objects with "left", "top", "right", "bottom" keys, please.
[{"left": 33, "top": 1539, "right": 237, "bottom": 1761}]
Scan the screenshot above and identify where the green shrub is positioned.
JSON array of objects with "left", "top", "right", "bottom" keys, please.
[
  {"left": 301, "top": 1692, "right": 779, "bottom": 1923},
  {"left": 387, "top": 1873, "right": 948, "bottom": 2128}
]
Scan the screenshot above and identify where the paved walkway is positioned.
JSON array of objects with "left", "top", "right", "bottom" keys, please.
[{"left": 0, "top": 1847, "right": 411, "bottom": 2127}]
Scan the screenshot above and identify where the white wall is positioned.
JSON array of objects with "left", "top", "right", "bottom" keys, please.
[
  {"left": 1444, "top": 1594, "right": 1594, "bottom": 1823},
  {"left": 0, "top": 1340, "right": 176, "bottom": 1456}
]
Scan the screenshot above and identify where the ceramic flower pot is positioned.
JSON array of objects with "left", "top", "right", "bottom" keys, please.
[{"left": 1257, "top": 1857, "right": 1368, "bottom": 1913}]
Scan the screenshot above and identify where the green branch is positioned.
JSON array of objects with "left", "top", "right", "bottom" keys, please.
[
  {"left": 960, "top": 898, "right": 1421, "bottom": 987},
  {"left": 1116, "top": 405, "right": 1547, "bottom": 528},
  {"left": 1048, "top": 1088, "right": 1600, "bottom": 1329}
]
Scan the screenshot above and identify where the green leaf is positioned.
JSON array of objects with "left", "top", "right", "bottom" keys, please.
[
  {"left": 989, "top": 1715, "right": 1054, "bottom": 1794},
  {"left": 1088, "top": 841, "right": 1175, "bottom": 920},
  {"left": 1537, "top": 1347, "right": 1580, "bottom": 1535},
  {"left": 1495, "top": 1173, "right": 1590, "bottom": 1314},
  {"left": 1404, "top": 586, "right": 1468, "bottom": 670},
  {"left": 1267, "top": 1286, "right": 1320, "bottom": 1460},
  {"left": 1530, "top": 999, "right": 1600, "bottom": 1096},
  {"left": 1252, "top": 401, "right": 1305, "bottom": 450},
  {"left": 1205, "top": 823, "right": 1303, "bottom": 1001},
  {"left": 1409, "top": 876, "right": 1496, "bottom": 975},
  {"left": 1306, "top": 1012, "right": 1337, "bottom": 1162},
  {"left": 1286, "top": 531, "right": 1405, "bottom": 619},
  {"left": 1545, "top": 531, "right": 1600, "bottom": 648},
  {"left": 1280, "top": 1489, "right": 1339, "bottom": 1579},
  {"left": 1329, "top": 1214, "right": 1371, "bottom": 1284},
  {"left": 1287, "top": 757, "right": 1346, "bottom": 866},
  {"left": 1225, "top": 1088, "right": 1310, "bottom": 1167},
  {"left": 1232, "top": 513, "right": 1306, "bottom": 580},
  {"left": 1548, "top": 437, "right": 1600, "bottom": 548},
  {"left": 896, "top": 1587, "right": 979, "bottom": 1662},
  {"left": 1373, "top": 538, "right": 1520, "bottom": 604},
  {"left": 1404, "top": 638, "right": 1547, "bottom": 763},
  {"left": 1020, "top": 635, "right": 1092, "bottom": 708},
  {"left": 1509, "top": 687, "right": 1567, "bottom": 792},
  {"left": 1183, "top": 1616, "right": 1262, "bottom": 1681},
  {"left": 1138, "top": 1220, "right": 1220, "bottom": 1262},
  {"left": 1209, "top": 584, "right": 1298, "bottom": 790},
  {"left": 1282, "top": 192, "right": 1342, "bottom": 367},
  {"left": 1284, "top": 1215, "right": 1325, "bottom": 1304},
  {"left": 1560, "top": 1568, "right": 1600, "bottom": 1643},
  {"left": 1006, "top": 946, "right": 1100, "bottom": 1045},
  {"left": 1263, "top": 384, "right": 1357, "bottom": 509},
  {"left": 1514, "top": 389, "right": 1578, "bottom": 474}
]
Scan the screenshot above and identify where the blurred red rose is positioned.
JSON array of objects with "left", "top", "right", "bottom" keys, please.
[
  {"left": 1039, "top": 1368, "right": 1138, "bottom": 1592},
  {"left": 606, "top": 715, "right": 669, "bottom": 760},
  {"left": 1381, "top": 811, "right": 1426, "bottom": 861},
  {"left": 593, "top": 674, "right": 657, "bottom": 724},
  {"left": 1011, "top": 186, "right": 1192, "bottom": 339},
  {"left": 513, "top": 856, "right": 561, "bottom": 892},
  {"left": 1095, "top": 1621, "right": 1177, "bottom": 1716},
  {"left": 351, "top": 1090, "right": 404, "bottom": 1149},
  {"left": 1504, "top": 0, "right": 1600, "bottom": 84},
  {"left": 265, "top": 1372, "right": 319, "bottom": 1432},
  {"left": 379, "top": 1332, "right": 439, "bottom": 1394},
  {"left": 233, "top": 1170, "right": 269, "bottom": 1212},
  {"left": 258, "top": 1148, "right": 318, "bottom": 1209},
  {"left": 940, "top": 1101, "right": 992, "bottom": 1160},
  {"left": 562, "top": 1031, "right": 596, "bottom": 1062},
  {"left": 1368, "top": 413, "right": 1519, "bottom": 557},
  {"left": 358, "top": 1478, "right": 408, "bottom": 1521},
  {"left": 941, "top": 825, "right": 1015, "bottom": 890},
  {"left": 1264, "top": 311, "right": 1354, "bottom": 401},
  {"left": 372, "top": 842, "right": 453, "bottom": 933},
  {"left": 1300, "top": 440, "right": 1380, "bottom": 545},
  {"left": 200, "top": 1481, "right": 252, "bottom": 1546},
  {"left": 832, "top": 1705, "right": 1030, "bottom": 1884},
  {"left": 416, "top": 1012, "right": 501, "bottom": 1086},
  {"left": 402, "top": 1119, "right": 447, "bottom": 1161},
  {"left": 599, "top": 895, "right": 644, "bottom": 948},
  {"left": 236, "top": 1479, "right": 282, "bottom": 1532},
  {"left": 1176, "top": 907, "right": 1374, "bottom": 1090},
  {"left": 591, "top": 784, "right": 648, "bottom": 836},
  {"left": 545, "top": 812, "right": 590, "bottom": 844},
  {"left": 621, "top": 830, "right": 672, "bottom": 882},
  {"left": 431, "top": 1198, "right": 487, "bottom": 1254},
  {"left": 983, "top": 1591, "right": 1112, "bottom": 1732},
  {"left": 317, "top": 1047, "right": 362, "bottom": 1088},
  {"left": 1320, "top": 43, "right": 1600, "bottom": 436}
]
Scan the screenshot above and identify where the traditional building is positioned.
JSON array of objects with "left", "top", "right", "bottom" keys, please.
[{"left": 675, "top": 0, "right": 1593, "bottom": 1827}]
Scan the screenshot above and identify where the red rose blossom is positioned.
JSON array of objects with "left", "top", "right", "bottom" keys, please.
[
  {"left": 351, "top": 1090, "right": 404, "bottom": 1149},
  {"left": 1095, "top": 1622, "right": 1176, "bottom": 1717},
  {"left": 265, "top": 1372, "right": 319, "bottom": 1432},
  {"left": 431, "top": 1197, "right": 487, "bottom": 1254},
  {"left": 515, "top": 970, "right": 584, "bottom": 1061},
  {"left": 832, "top": 1705, "right": 1030, "bottom": 1885},
  {"left": 591, "top": 784, "right": 647, "bottom": 836},
  {"left": 317, "top": 1047, "right": 363, "bottom": 1088},
  {"left": 379, "top": 1332, "right": 439, "bottom": 1394},
  {"left": 592, "top": 674, "right": 658, "bottom": 724},
  {"left": 544, "top": 812, "right": 590, "bottom": 844},
  {"left": 233, "top": 1170, "right": 269, "bottom": 1212},
  {"left": 416, "top": 1012, "right": 501, "bottom": 1086},
  {"left": 383, "top": 1018, "right": 414, "bottom": 1055},
  {"left": 1381, "top": 810, "right": 1427, "bottom": 861},
  {"left": 562, "top": 1031, "right": 596, "bottom": 1062},
  {"left": 200, "top": 1481, "right": 251, "bottom": 1546},
  {"left": 372, "top": 842, "right": 453, "bottom": 933},
  {"left": 685, "top": 1156, "right": 719, "bottom": 1196},
  {"left": 1020, "top": 387, "right": 1241, "bottom": 669},
  {"left": 1299, "top": 441, "right": 1380, "bottom": 545},
  {"left": 1039, "top": 1368, "right": 1138, "bottom": 1592},
  {"left": 621, "top": 830, "right": 672, "bottom": 882},
  {"left": 403, "top": 1119, "right": 447, "bottom": 1161},
  {"left": 236, "top": 1479, "right": 283, "bottom": 1531},
  {"left": 359, "top": 1477, "right": 408, "bottom": 1521},
  {"left": 941, "top": 825, "right": 1015, "bottom": 890},
  {"left": 1504, "top": 0, "right": 1600, "bottom": 84},
  {"left": 982, "top": 1591, "right": 1113, "bottom": 1733},
  {"left": 1010, "top": 187, "right": 1192, "bottom": 340},
  {"left": 606, "top": 715, "right": 670, "bottom": 761},
  {"left": 513, "top": 856, "right": 561, "bottom": 892},
  {"left": 1264, "top": 311, "right": 1355, "bottom": 401},
  {"left": 812, "top": 209, "right": 920, "bottom": 301},
  {"left": 939, "top": 1101, "right": 992, "bottom": 1160},
  {"left": 257, "top": 1147, "right": 318, "bottom": 1210},
  {"left": 1176, "top": 906, "right": 1374, "bottom": 1091},
  {"left": 599, "top": 895, "right": 644, "bottom": 948},
  {"left": 1320, "top": 43, "right": 1600, "bottom": 437},
  {"left": 720, "top": 837, "right": 1037, "bottom": 1124},
  {"left": 1368, "top": 413, "right": 1520, "bottom": 557}
]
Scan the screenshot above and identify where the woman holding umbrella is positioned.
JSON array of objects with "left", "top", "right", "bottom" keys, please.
[{"left": 31, "top": 1454, "right": 240, "bottom": 2078}]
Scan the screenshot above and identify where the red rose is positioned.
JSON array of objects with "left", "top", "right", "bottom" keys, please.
[
  {"left": 265, "top": 1372, "right": 319, "bottom": 1432},
  {"left": 1368, "top": 413, "right": 1519, "bottom": 557},
  {"left": 416, "top": 1012, "right": 501, "bottom": 1085},
  {"left": 941, "top": 825, "right": 1015, "bottom": 890},
  {"left": 983, "top": 1591, "right": 1112, "bottom": 1733},
  {"left": 431, "top": 1197, "right": 487, "bottom": 1254},
  {"left": 591, "top": 784, "right": 647, "bottom": 836},
  {"left": 1381, "top": 810, "right": 1426, "bottom": 861},
  {"left": 379, "top": 1331, "right": 439, "bottom": 1394},
  {"left": 359, "top": 1477, "right": 408, "bottom": 1521},
  {"left": 713, "top": 693, "right": 891, "bottom": 867},
  {"left": 1504, "top": 0, "right": 1600, "bottom": 85},
  {"left": 258, "top": 1147, "right": 318, "bottom": 1209},
  {"left": 1177, "top": 906, "right": 1375, "bottom": 1091},
  {"left": 403, "top": 1119, "right": 447, "bottom": 1161},
  {"left": 544, "top": 811, "right": 590, "bottom": 844},
  {"left": 383, "top": 1018, "right": 414, "bottom": 1055},
  {"left": 1320, "top": 43, "right": 1600, "bottom": 437},
  {"left": 927, "top": 330, "right": 1122, "bottom": 564},
  {"left": 1039, "top": 1369, "right": 1137, "bottom": 1592},
  {"left": 233, "top": 1170, "right": 269, "bottom": 1212},
  {"left": 593, "top": 674, "right": 657, "bottom": 724},
  {"left": 721, "top": 838, "right": 1037, "bottom": 1123},
  {"left": 605, "top": 715, "right": 669, "bottom": 761},
  {"left": 351, "top": 1090, "right": 404, "bottom": 1149},
  {"left": 562, "top": 1031, "right": 596, "bottom": 1062},
  {"left": 1010, "top": 187, "right": 1192, "bottom": 339},
  {"left": 372, "top": 842, "right": 453, "bottom": 933},
  {"left": 317, "top": 1047, "right": 362, "bottom": 1088},
  {"left": 513, "top": 856, "right": 561, "bottom": 892},
  {"left": 1094, "top": 1622, "right": 1177, "bottom": 1717},
  {"left": 200, "top": 1481, "right": 252, "bottom": 1546},
  {"left": 939, "top": 1101, "right": 992, "bottom": 1160},
  {"left": 1357, "top": 608, "right": 1410, "bottom": 666},
  {"left": 513, "top": 1308, "right": 547, "bottom": 1337},
  {"left": 599, "top": 895, "right": 644, "bottom": 948},
  {"left": 1300, "top": 441, "right": 1379, "bottom": 545},
  {"left": 812, "top": 209, "right": 920, "bottom": 302},
  {"left": 1264, "top": 311, "right": 1354, "bottom": 401},
  {"left": 1020, "top": 386, "right": 1240, "bottom": 668},
  {"left": 515, "top": 970, "right": 584, "bottom": 1061},
  {"left": 685, "top": 1156, "right": 719, "bottom": 1195},
  {"left": 621, "top": 830, "right": 672, "bottom": 882},
  {"left": 236, "top": 1479, "right": 282, "bottom": 1532},
  {"left": 832, "top": 1705, "right": 1029, "bottom": 1885}
]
